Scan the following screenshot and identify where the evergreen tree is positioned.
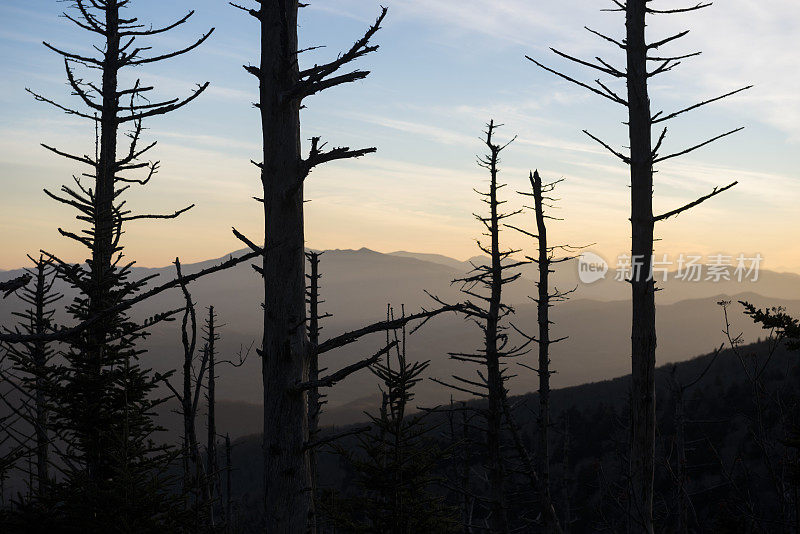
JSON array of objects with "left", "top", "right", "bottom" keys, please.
[
  {"left": 328, "top": 314, "right": 458, "bottom": 533},
  {"left": 23, "top": 1, "right": 212, "bottom": 530}
]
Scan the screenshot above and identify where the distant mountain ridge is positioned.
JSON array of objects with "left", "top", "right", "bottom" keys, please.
[{"left": 1, "top": 247, "right": 797, "bottom": 419}]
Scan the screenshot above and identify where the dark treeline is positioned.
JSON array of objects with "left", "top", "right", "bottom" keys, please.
[{"left": 0, "top": 1, "right": 795, "bottom": 533}]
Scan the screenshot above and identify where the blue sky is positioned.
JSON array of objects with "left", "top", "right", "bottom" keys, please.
[{"left": 1, "top": 0, "right": 799, "bottom": 272}]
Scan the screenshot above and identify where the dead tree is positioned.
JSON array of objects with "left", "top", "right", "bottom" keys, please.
[
  {"left": 204, "top": 305, "right": 221, "bottom": 530},
  {"left": 167, "top": 259, "right": 212, "bottom": 528},
  {"left": 528, "top": 2, "right": 748, "bottom": 530},
  {"left": 230, "top": 4, "right": 463, "bottom": 531},
  {"left": 25, "top": 0, "right": 212, "bottom": 527},
  {"left": 1, "top": 256, "right": 62, "bottom": 495},
  {"left": 508, "top": 171, "right": 584, "bottom": 533},
  {"left": 228, "top": 3, "right": 384, "bottom": 529},
  {"left": 430, "top": 121, "right": 533, "bottom": 533},
  {"left": 203, "top": 306, "right": 250, "bottom": 532},
  {"left": 306, "top": 251, "right": 331, "bottom": 508}
]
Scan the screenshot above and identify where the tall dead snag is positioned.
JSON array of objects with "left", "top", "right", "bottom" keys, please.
[
  {"left": 204, "top": 306, "right": 221, "bottom": 530},
  {"left": 230, "top": 4, "right": 464, "bottom": 529},
  {"left": 471, "top": 121, "right": 516, "bottom": 533},
  {"left": 27, "top": 0, "right": 212, "bottom": 528},
  {"left": 509, "top": 171, "right": 582, "bottom": 533},
  {"left": 432, "top": 121, "right": 528, "bottom": 533},
  {"left": 229, "top": 3, "right": 384, "bottom": 530},
  {"left": 305, "top": 251, "right": 331, "bottom": 508},
  {"left": 528, "top": 1, "right": 748, "bottom": 530},
  {"left": 167, "top": 259, "right": 211, "bottom": 527},
  {"left": 1, "top": 256, "right": 62, "bottom": 495},
  {"left": 202, "top": 306, "right": 250, "bottom": 532}
]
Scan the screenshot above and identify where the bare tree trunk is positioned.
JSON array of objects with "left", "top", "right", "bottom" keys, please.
[
  {"left": 625, "top": 5, "right": 656, "bottom": 531},
  {"left": 531, "top": 170, "right": 558, "bottom": 532},
  {"left": 484, "top": 123, "right": 509, "bottom": 534},
  {"left": 206, "top": 306, "right": 219, "bottom": 530},
  {"left": 81, "top": 3, "right": 122, "bottom": 486},
  {"left": 232, "top": 4, "right": 395, "bottom": 530},
  {"left": 527, "top": 1, "right": 746, "bottom": 530},
  {"left": 174, "top": 260, "right": 212, "bottom": 527},
  {"left": 257, "top": 4, "right": 312, "bottom": 531},
  {"left": 306, "top": 251, "right": 327, "bottom": 517}
]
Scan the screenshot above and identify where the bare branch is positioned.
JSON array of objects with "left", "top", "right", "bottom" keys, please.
[
  {"left": 653, "top": 127, "right": 743, "bottom": 163},
  {"left": 296, "top": 342, "right": 397, "bottom": 391},
  {"left": 526, "top": 56, "right": 628, "bottom": 106},
  {"left": 653, "top": 181, "right": 737, "bottom": 222},
  {"left": 317, "top": 304, "right": 464, "bottom": 354},
  {"left": 122, "top": 204, "right": 195, "bottom": 222},
  {"left": 652, "top": 86, "right": 752, "bottom": 124}
]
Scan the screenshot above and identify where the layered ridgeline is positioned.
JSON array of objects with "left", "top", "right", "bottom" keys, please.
[
  {"left": 226, "top": 340, "right": 800, "bottom": 532},
  {"left": 1, "top": 248, "right": 797, "bottom": 437}
]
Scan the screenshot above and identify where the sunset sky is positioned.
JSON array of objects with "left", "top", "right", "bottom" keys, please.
[{"left": 1, "top": 0, "right": 798, "bottom": 272}]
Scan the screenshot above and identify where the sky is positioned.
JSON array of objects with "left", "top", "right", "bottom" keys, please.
[{"left": 1, "top": 0, "right": 799, "bottom": 272}]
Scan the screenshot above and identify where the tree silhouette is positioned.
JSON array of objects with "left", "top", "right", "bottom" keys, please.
[
  {"left": 431, "top": 121, "right": 544, "bottom": 533},
  {"left": 327, "top": 310, "right": 458, "bottom": 533},
  {"left": 305, "top": 251, "right": 332, "bottom": 511},
  {"left": 528, "top": 2, "right": 748, "bottom": 529},
  {"left": 0, "top": 256, "right": 62, "bottom": 497},
  {"left": 229, "top": 4, "right": 386, "bottom": 529},
  {"left": 231, "top": 4, "right": 463, "bottom": 530},
  {"left": 23, "top": 0, "right": 213, "bottom": 528},
  {"left": 508, "top": 171, "right": 584, "bottom": 533}
]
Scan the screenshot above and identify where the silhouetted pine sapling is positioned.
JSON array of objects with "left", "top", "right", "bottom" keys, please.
[
  {"left": 742, "top": 303, "right": 800, "bottom": 352},
  {"left": 327, "top": 311, "right": 458, "bottom": 533},
  {"left": 528, "top": 1, "right": 749, "bottom": 529},
  {"left": 230, "top": 3, "right": 463, "bottom": 530},
  {"left": 732, "top": 301, "right": 800, "bottom": 528},
  {"left": 445, "top": 397, "right": 479, "bottom": 532},
  {"left": 17, "top": 0, "right": 216, "bottom": 529},
  {"left": 0, "top": 256, "right": 62, "bottom": 499}
]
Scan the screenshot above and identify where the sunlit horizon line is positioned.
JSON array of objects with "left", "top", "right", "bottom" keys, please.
[{"left": 2, "top": 243, "right": 799, "bottom": 277}]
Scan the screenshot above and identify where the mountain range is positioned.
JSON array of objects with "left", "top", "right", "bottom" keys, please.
[{"left": 2, "top": 247, "right": 798, "bottom": 438}]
